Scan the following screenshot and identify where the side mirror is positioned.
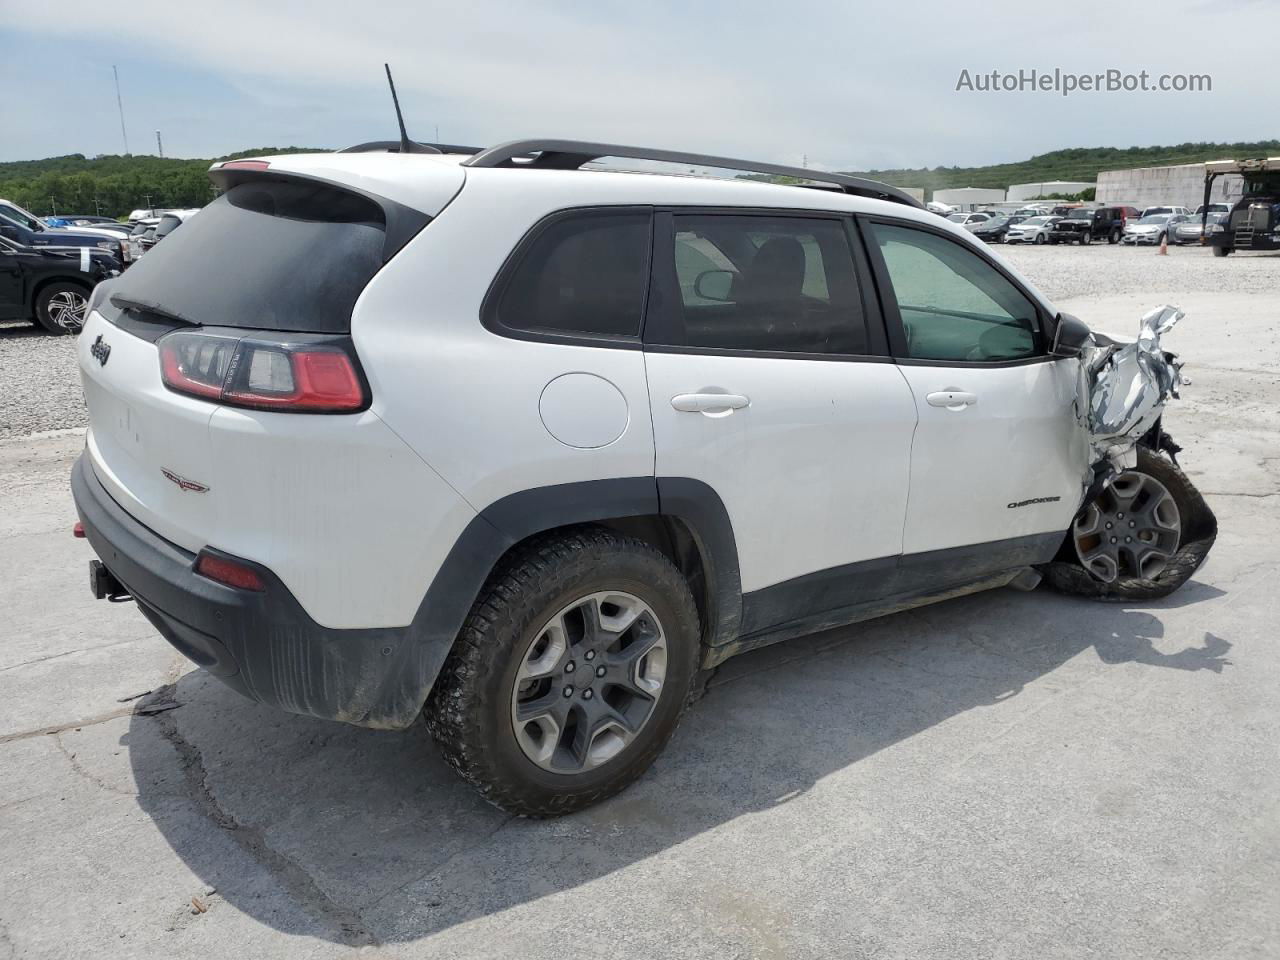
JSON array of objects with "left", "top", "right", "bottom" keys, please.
[
  {"left": 1050, "top": 312, "right": 1093, "bottom": 358},
  {"left": 693, "top": 269, "right": 734, "bottom": 302}
]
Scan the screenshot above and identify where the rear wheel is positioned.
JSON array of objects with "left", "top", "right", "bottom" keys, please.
[
  {"left": 34, "top": 282, "right": 90, "bottom": 335},
  {"left": 425, "top": 527, "right": 700, "bottom": 816},
  {"left": 1108, "top": 228, "right": 1121, "bottom": 244},
  {"left": 1033, "top": 233, "right": 1047, "bottom": 245}
]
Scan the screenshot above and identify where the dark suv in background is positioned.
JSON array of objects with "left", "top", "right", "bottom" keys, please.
[{"left": 1048, "top": 207, "right": 1127, "bottom": 245}]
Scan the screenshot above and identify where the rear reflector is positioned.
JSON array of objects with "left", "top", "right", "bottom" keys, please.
[
  {"left": 195, "top": 551, "right": 265, "bottom": 592},
  {"left": 158, "top": 330, "right": 367, "bottom": 413},
  {"left": 73, "top": 521, "right": 85, "bottom": 538}
]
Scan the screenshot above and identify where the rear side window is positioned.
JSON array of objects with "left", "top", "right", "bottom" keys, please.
[
  {"left": 154, "top": 215, "right": 183, "bottom": 238},
  {"left": 105, "top": 179, "right": 389, "bottom": 333},
  {"left": 659, "top": 214, "right": 868, "bottom": 355},
  {"left": 490, "top": 210, "right": 651, "bottom": 338},
  {"left": 867, "top": 221, "right": 1039, "bottom": 362}
]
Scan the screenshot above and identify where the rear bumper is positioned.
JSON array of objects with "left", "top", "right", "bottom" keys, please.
[{"left": 71, "top": 452, "right": 441, "bottom": 729}]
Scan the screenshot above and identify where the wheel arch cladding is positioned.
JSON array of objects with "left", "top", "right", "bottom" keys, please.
[{"left": 410, "top": 477, "right": 743, "bottom": 720}]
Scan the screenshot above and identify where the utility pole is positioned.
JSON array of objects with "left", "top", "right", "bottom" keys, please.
[
  {"left": 113, "top": 66, "right": 130, "bottom": 155},
  {"left": 49, "top": 196, "right": 57, "bottom": 216},
  {"left": 94, "top": 196, "right": 102, "bottom": 216},
  {"left": 156, "top": 130, "right": 164, "bottom": 158}
]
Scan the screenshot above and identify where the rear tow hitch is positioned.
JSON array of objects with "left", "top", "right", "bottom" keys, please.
[{"left": 89, "top": 560, "right": 133, "bottom": 603}]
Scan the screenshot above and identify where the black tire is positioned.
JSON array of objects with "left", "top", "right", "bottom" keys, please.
[
  {"left": 1212, "top": 245, "right": 1231, "bottom": 257},
  {"left": 1033, "top": 233, "right": 1047, "bottom": 245},
  {"left": 425, "top": 526, "right": 701, "bottom": 817},
  {"left": 34, "top": 281, "right": 91, "bottom": 335},
  {"left": 1048, "top": 238, "right": 1059, "bottom": 245},
  {"left": 1079, "top": 231, "right": 1092, "bottom": 245},
  {"left": 1041, "top": 447, "right": 1217, "bottom": 602},
  {"left": 1108, "top": 228, "right": 1121, "bottom": 244}
]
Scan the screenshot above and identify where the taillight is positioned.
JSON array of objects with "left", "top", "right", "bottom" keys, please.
[
  {"left": 158, "top": 330, "right": 368, "bottom": 413},
  {"left": 195, "top": 550, "right": 265, "bottom": 591}
]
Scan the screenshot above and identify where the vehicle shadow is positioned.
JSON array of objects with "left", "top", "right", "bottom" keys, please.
[{"left": 124, "top": 579, "right": 1230, "bottom": 945}]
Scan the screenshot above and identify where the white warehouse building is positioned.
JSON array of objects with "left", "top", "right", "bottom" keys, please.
[
  {"left": 931, "top": 187, "right": 1005, "bottom": 210},
  {"left": 1007, "top": 180, "right": 1095, "bottom": 201},
  {"left": 1097, "top": 162, "right": 1243, "bottom": 210}
]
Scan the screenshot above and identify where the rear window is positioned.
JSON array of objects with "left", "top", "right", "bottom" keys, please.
[{"left": 106, "top": 179, "right": 389, "bottom": 333}]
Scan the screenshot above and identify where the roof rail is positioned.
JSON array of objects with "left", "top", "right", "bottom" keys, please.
[
  {"left": 339, "top": 141, "right": 484, "bottom": 155},
  {"left": 461, "top": 139, "right": 923, "bottom": 208}
]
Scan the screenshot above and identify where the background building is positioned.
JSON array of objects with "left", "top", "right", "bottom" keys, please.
[
  {"left": 1097, "top": 162, "right": 1243, "bottom": 210},
  {"left": 931, "top": 186, "right": 1005, "bottom": 210},
  {"left": 1007, "top": 180, "right": 1095, "bottom": 201}
]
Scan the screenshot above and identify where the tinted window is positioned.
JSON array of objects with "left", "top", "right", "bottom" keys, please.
[
  {"left": 105, "top": 180, "right": 388, "bottom": 333},
  {"left": 868, "top": 221, "right": 1039, "bottom": 362},
  {"left": 154, "top": 215, "right": 183, "bottom": 238},
  {"left": 493, "top": 211, "right": 650, "bottom": 337},
  {"left": 663, "top": 214, "right": 867, "bottom": 355}
]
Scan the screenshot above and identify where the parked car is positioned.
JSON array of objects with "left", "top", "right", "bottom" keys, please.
[
  {"left": 1173, "top": 212, "right": 1227, "bottom": 245},
  {"left": 71, "top": 140, "right": 1215, "bottom": 816},
  {"left": 148, "top": 209, "right": 201, "bottom": 249},
  {"left": 1139, "top": 205, "right": 1189, "bottom": 218},
  {"left": 0, "top": 200, "right": 127, "bottom": 261},
  {"left": 126, "top": 219, "right": 160, "bottom": 261},
  {"left": 1004, "top": 215, "right": 1062, "bottom": 244},
  {"left": 1122, "top": 213, "right": 1190, "bottom": 244},
  {"left": 969, "top": 215, "right": 1015, "bottom": 242},
  {"left": 0, "top": 235, "right": 120, "bottom": 333},
  {"left": 945, "top": 212, "right": 991, "bottom": 226},
  {"left": 1048, "top": 207, "right": 1127, "bottom": 245},
  {"left": 1194, "top": 202, "right": 1231, "bottom": 216},
  {"left": 1013, "top": 205, "right": 1053, "bottom": 218}
]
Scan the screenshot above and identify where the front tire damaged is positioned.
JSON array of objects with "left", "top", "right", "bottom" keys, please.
[{"left": 1041, "top": 443, "right": 1217, "bottom": 601}]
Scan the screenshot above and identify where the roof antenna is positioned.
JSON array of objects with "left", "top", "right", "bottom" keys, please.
[{"left": 383, "top": 64, "right": 439, "bottom": 154}]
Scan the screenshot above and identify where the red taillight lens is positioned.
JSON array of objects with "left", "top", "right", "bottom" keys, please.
[
  {"left": 158, "top": 331, "right": 367, "bottom": 413},
  {"left": 195, "top": 551, "right": 265, "bottom": 591}
]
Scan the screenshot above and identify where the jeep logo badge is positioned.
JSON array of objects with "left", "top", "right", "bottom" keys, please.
[
  {"left": 161, "top": 468, "right": 209, "bottom": 494},
  {"left": 90, "top": 335, "right": 111, "bottom": 367}
]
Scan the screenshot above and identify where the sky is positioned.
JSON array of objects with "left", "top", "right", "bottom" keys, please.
[{"left": 3, "top": 0, "right": 1278, "bottom": 170}]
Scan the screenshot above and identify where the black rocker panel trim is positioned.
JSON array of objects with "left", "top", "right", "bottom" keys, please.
[{"left": 739, "top": 531, "right": 1063, "bottom": 641}]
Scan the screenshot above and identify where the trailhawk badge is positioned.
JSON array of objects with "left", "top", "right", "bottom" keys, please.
[{"left": 161, "top": 468, "right": 209, "bottom": 493}]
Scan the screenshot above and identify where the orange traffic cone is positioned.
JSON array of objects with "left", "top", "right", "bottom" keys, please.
[{"left": 1158, "top": 234, "right": 1169, "bottom": 255}]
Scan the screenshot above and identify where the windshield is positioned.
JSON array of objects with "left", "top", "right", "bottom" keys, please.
[
  {"left": 946, "top": 214, "right": 967, "bottom": 222},
  {"left": 1066, "top": 209, "right": 1092, "bottom": 219},
  {"left": 1138, "top": 215, "right": 1172, "bottom": 224},
  {"left": 0, "top": 203, "right": 44, "bottom": 232},
  {"left": 1022, "top": 217, "right": 1049, "bottom": 226}
]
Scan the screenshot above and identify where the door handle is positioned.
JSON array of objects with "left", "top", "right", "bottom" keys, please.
[
  {"left": 926, "top": 390, "right": 978, "bottom": 410},
  {"left": 671, "top": 393, "right": 750, "bottom": 415}
]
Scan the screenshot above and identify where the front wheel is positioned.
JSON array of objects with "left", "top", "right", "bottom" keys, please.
[
  {"left": 1079, "top": 231, "right": 1093, "bottom": 245},
  {"left": 34, "top": 282, "right": 90, "bottom": 335},
  {"left": 1042, "top": 448, "right": 1217, "bottom": 601},
  {"left": 1212, "top": 245, "right": 1232, "bottom": 257},
  {"left": 425, "top": 527, "right": 700, "bottom": 816}
]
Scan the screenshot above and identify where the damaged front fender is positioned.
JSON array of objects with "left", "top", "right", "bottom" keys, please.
[{"left": 1082, "top": 304, "right": 1188, "bottom": 469}]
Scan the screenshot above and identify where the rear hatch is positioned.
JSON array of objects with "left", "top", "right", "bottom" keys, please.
[{"left": 79, "top": 166, "right": 447, "bottom": 554}]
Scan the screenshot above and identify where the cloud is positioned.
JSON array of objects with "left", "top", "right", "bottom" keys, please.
[{"left": 4, "top": 0, "right": 1279, "bottom": 167}]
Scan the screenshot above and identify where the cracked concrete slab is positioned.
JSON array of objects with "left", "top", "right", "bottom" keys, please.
[{"left": 0, "top": 255, "right": 1277, "bottom": 958}]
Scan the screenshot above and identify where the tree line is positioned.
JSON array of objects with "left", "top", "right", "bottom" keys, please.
[{"left": 0, "top": 148, "right": 320, "bottom": 219}]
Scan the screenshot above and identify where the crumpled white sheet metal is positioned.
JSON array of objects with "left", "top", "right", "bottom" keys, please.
[{"left": 1083, "top": 304, "right": 1188, "bottom": 469}]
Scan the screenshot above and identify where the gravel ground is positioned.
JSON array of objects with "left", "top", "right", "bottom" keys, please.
[
  {"left": 2, "top": 243, "right": 1275, "bottom": 440},
  {"left": 0, "top": 321, "right": 82, "bottom": 438}
]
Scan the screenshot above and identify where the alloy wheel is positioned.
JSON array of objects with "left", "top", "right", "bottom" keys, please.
[
  {"left": 1073, "top": 471, "right": 1182, "bottom": 582},
  {"left": 510, "top": 591, "right": 668, "bottom": 774},
  {"left": 46, "top": 290, "right": 87, "bottom": 333}
]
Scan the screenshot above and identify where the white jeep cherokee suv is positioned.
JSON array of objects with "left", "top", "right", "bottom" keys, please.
[{"left": 72, "top": 140, "right": 1215, "bottom": 816}]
